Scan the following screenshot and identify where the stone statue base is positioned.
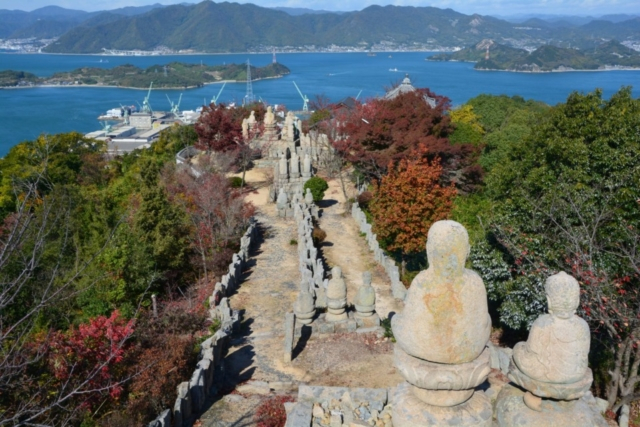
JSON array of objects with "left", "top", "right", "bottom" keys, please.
[
  {"left": 495, "top": 384, "right": 608, "bottom": 427},
  {"left": 392, "top": 381, "right": 493, "bottom": 427},
  {"left": 508, "top": 360, "right": 593, "bottom": 400}
]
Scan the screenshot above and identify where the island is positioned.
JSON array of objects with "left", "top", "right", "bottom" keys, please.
[
  {"left": 0, "top": 62, "right": 291, "bottom": 88},
  {"left": 429, "top": 39, "right": 640, "bottom": 72}
]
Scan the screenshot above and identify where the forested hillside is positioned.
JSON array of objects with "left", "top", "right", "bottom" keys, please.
[
  {"left": 431, "top": 39, "right": 640, "bottom": 70},
  {"left": 37, "top": 2, "right": 640, "bottom": 53},
  {"left": 0, "top": 105, "right": 263, "bottom": 424}
]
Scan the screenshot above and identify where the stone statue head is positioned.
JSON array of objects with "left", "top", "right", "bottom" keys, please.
[
  {"left": 426, "top": 220, "right": 470, "bottom": 278},
  {"left": 332, "top": 266, "right": 342, "bottom": 278},
  {"left": 363, "top": 271, "right": 372, "bottom": 286},
  {"left": 545, "top": 272, "right": 580, "bottom": 318}
]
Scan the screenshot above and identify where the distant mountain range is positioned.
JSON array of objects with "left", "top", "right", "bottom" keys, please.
[
  {"left": 0, "top": 2, "right": 639, "bottom": 54},
  {"left": 430, "top": 39, "right": 640, "bottom": 71}
]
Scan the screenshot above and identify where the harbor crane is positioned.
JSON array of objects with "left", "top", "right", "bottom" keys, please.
[
  {"left": 141, "top": 82, "right": 153, "bottom": 114},
  {"left": 293, "top": 81, "right": 309, "bottom": 112},
  {"left": 211, "top": 82, "right": 227, "bottom": 106},
  {"left": 166, "top": 93, "right": 183, "bottom": 117},
  {"left": 119, "top": 104, "right": 130, "bottom": 125},
  {"left": 100, "top": 121, "right": 112, "bottom": 134}
]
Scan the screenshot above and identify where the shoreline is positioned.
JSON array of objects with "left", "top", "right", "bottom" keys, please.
[
  {"left": 0, "top": 74, "right": 289, "bottom": 90},
  {"left": 1, "top": 49, "right": 455, "bottom": 57},
  {"left": 427, "top": 59, "right": 640, "bottom": 73}
]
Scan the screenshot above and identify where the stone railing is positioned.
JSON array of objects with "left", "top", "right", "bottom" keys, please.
[
  {"left": 351, "top": 202, "right": 406, "bottom": 300},
  {"left": 148, "top": 218, "right": 258, "bottom": 427},
  {"left": 175, "top": 145, "right": 202, "bottom": 165}
]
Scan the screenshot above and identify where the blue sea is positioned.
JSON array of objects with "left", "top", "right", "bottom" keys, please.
[{"left": 0, "top": 52, "right": 639, "bottom": 156}]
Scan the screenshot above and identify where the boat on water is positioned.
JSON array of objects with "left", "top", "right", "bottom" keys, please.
[
  {"left": 367, "top": 52, "right": 377, "bottom": 57},
  {"left": 389, "top": 68, "right": 399, "bottom": 72}
]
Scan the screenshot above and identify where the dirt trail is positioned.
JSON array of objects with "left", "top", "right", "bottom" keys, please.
[
  {"left": 318, "top": 180, "right": 403, "bottom": 320},
  {"left": 197, "top": 170, "right": 403, "bottom": 427}
]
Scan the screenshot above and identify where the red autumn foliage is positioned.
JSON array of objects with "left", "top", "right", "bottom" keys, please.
[
  {"left": 47, "top": 310, "right": 135, "bottom": 410},
  {"left": 254, "top": 395, "right": 296, "bottom": 427},
  {"left": 125, "top": 333, "right": 198, "bottom": 423},
  {"left": 194, "top": 104, "right": 243, "bottom": 152},
  {"left": 370, "top": 157, "right": 456, "bottom": 256},
  {"left": 334, "top": 90, "right": 483, "bottom": 192}
]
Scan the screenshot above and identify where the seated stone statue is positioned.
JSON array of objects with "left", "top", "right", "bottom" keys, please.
[
  {"left": 392, "top": 220, "right": 491, "bottom": 364},
  {"left": 513, "top": 272, "right": 590, "bottom": 384},
  {"left": 264, "top": 106, "right": 275, "bottom": 126}
]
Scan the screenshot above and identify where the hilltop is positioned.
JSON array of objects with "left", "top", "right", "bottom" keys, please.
[
  {"left": 0, "top": 2, "right": 624, "bottom": 54},
  {"left": 429, "top": 39, "right": 640, "bottom": 71}
]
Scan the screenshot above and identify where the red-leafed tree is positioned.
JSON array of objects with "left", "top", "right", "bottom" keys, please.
[
  {"left": 47, "top": 310, "right": 135, "bottom": 410},
  {"left": 194, "top": 104, "right": 243, "bottom": 152},
  {"left": 194, "top": 103, "right": 266, "bottom": 185},
  {"left": 334, "top": 90, "right": 483, "bottom": 192},
  {"left": 370, "top": 156, "right": 456, "bottom": 270}
]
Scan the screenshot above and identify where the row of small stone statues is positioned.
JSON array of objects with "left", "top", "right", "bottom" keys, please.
[
  {"left": 294, "top": 266, "right": 379, "bottom": 328},
  {"left": 291, "top": 195, "right": 378, "bottom": 329},
  {"left": 391, "top": 220, "right": 607, "bottom": 427}
]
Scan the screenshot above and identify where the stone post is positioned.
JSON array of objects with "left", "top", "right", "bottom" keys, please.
[{"left": 284, "top": 312, "right": 296, "bottom": 363}]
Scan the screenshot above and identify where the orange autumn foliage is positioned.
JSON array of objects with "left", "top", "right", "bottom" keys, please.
[{"left": 370, "top": 157, "right": 456, "bottom": 255}]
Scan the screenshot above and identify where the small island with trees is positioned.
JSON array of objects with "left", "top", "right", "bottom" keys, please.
[
  {"left": 0, "top": 61, "right": 291, "bottom": 88},
  {"left": 430, "top": 39, "right": 640, "bottom": 72}
]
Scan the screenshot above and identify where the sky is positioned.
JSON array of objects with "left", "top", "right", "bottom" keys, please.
[{"left": 1, "top": 0, "right": 639, "bottom": 17}]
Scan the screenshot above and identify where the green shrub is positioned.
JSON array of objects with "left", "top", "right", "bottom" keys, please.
[
  {"left": 303, "top": 177, "right": 329, "bottom": 202},
  {"left": 381, "top": 317, "right": 395, "bottom": 342},
  {"left": 228, "top": 176, "right": 244, "bottom": 188},
  {"left": 289, "top": 239, "right": 297, "bottom": 245}
]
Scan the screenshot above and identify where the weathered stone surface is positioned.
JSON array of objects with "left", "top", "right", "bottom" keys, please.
[
  {"left": 298, "top": 385, "right": 388, "bottom": 411},
  {"left": 355, "top": 315, "right": 381, "bottom": 328},
  {"left": 294, "top": 286, "right": 315, "bottom": 325},
  {"left": 317, "top": 320, "right": 336, "bottom": 334},
  {"left": 236, "top": 380, "right": 272, "bottom": 395},
  {"left": 513, "top": 272, "right": 590, "bottom": 384},
  {"left": 495, "top": 383, "right": 608, "bottom": 427},
  {"left": 284, "top": 312, "right": 295, "bottom": 363},
  {"left": 354, "top": 271, "right": 376, "bottom": 317},
  {"left": 147, "top": 409, "right": 171, "bottom": 427},
  {"left": 326, "top": 266, "right": 348, "bottom": 322},
  {"left": 284, "top": 401, "right": 313, "bottom": 427},
  {"left": 392, "top": 381, "right": 493, "bottom": 427},
  {"left": 508, "top": 361, "right": 593, "bottom": 401},
  {"left": 392, "top": 220, "right": 491, "bottom": 364},
  {"left": 394, "top": 345, "right": 491, "bottom": 391}
]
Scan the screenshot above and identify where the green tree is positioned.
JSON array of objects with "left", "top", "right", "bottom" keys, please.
[
  {"left": 474, "top": 87, "right": 640, "bottom": 411},
  {"left": 448, "top": 104, "right": 484, "bottom": 145}
]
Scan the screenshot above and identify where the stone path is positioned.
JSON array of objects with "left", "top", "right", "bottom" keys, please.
[
  {"left": 197, "top": 171, "right": 403, "bottom": 427},
  {"left": 317, "top": 182, "right": 403, "bottom": 320}
]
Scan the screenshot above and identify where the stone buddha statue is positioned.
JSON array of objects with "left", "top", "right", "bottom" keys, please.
[
  {"left": 393, "top": 220, "right": 491, "bottom": 364},
  {"left": 264, "top": 105, "right": 275, "bottom": 126},
  {"left": 513, "top": 272, "right": 590, "bottom": 384}
]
